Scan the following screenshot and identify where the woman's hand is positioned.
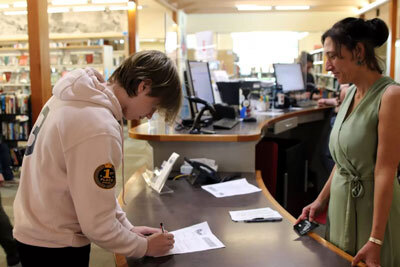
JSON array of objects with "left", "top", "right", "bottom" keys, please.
[
  {"left": 295, "top": 199, "right": 327, "bottom": 224},
  {"left": 352, "top": 241, "right": 381, "bottom": 267}
]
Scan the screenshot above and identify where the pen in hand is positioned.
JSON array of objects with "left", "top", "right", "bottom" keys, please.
[{"left": 160, "top": 223, "right": 165, "bottom": 233}]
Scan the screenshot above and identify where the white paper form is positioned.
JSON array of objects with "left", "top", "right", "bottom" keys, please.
[
  {"left": 161, "top": 222, "right": 225, "bottom": 256},
  {"left": 254, "top": 110, "right": 284, "bottom": 116},
  {"left": 229, "top": 207, "right": 282, "bottom": 222},
  {"left": 201, "top": 178, "right": 261, "bottom": 198}
]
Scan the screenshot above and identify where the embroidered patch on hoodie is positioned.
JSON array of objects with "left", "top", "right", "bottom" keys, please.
[{"left": 94, "top": 163, "right": 116, "bottom": 189}]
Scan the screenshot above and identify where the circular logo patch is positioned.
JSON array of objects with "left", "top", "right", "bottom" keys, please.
[{"left": 94, "top": 163, "right": 116, "bottom": 189}]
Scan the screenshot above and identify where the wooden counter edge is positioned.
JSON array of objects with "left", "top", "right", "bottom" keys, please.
[
  {"left": 255, "top": 170, "right": 366, "bottom": 267},
  {"left": 129, "top": 106, "right": 333, "bottom": 142}
]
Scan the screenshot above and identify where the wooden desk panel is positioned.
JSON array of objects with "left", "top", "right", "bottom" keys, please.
[{"left": 116, "top": 171, "right": 354, "bottom": 267}]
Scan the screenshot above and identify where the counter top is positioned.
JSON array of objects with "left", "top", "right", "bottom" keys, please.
[{"left": 115, "top": 170, "right": 356, "bottom": 267}]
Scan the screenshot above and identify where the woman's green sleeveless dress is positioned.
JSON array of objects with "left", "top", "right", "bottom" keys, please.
[{"left": 328, "top": 76, "right": 400, "bottom": 267}]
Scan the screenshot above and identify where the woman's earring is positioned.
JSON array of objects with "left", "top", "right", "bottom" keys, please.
[{"left": 357, "top": 58, "right": 363, "bottom": 65}]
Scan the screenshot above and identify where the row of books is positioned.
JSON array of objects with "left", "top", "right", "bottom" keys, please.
[
  {"left": 0, "top": 93, "right": 30, "bottom": 114},
  {"left": 0, "top": 55, "right": 29, "bottom": 67},
  {"left": 0, "top": 70, "right": 30, "bottom": 84},
  {"left": 1, "top": 121, "right": 29, "bottom": 141}
]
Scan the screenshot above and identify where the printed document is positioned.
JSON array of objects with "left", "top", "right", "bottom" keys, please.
[
  {"left": 162, "top": 222, "right": 225, "bottom": 256},
  {"left": 229, "top": 207, "right": 282, "bottom": 222},
  {"left": 254, "top": 110, "right": 284, "bottom": 116},
  {"left": 201, "top": 178, "right": 261, "bottom": 198}
]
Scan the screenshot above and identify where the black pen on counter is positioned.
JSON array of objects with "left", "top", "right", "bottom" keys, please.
[
  {"left": 160, "top": 223, "right": 165, "bottom": 233},
  {"left": 244, "top": 217, "right": 282, "bottom": 223}
]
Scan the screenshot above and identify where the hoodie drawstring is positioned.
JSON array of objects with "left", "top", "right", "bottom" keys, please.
[{"left": 119, "top": 119, "right": 127, "bottom": 205}]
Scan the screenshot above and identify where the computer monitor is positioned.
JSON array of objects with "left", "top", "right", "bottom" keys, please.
[
  {"left": 273, "top": 63, "right": 305, "bottom": 93},
  {"left": 216, "top": 82, "right": 240, "bottom": 106},
  {"left": 186, "top": 60, "right": 215, "bottom": 113}
]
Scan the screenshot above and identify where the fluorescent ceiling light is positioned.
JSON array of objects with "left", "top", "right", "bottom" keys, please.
[
  {"left": 0, "top": 4, "right": 10, "bottom": 8},
  {"left": 52, "top": 0, "right": 88, "bottom": 5},
  {"left": 275, "top": 6, "right": 310, "bottom": 10},
  {"left": 355, "top": 0, "right": 389, "bottom": 15},
  {"left": 48, "top": 7, "right": 70, "bottom": 13},
  {"left": 108, "top": 5, "right": 129, "bottom": 10},
  {"left": 73, "top": 6, "right": 105, "bottom": 12},
  {"left": 4, "top": 10, "right": 27, "bottom": 15},
  {"left": 92, "top": 0, "right": 128, "bottom": 3},
  {"left": 13, "top": 1, "right": 27, "bottom": 8},
  {"left": 236, "top": 5, "right": 272, "bottom": 11}
]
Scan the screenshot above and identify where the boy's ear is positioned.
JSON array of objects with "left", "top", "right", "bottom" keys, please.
[
  {"left": 138, "top": 79, "right": 152, "bottom": 95},
  {"left": 137, "top": 81, "right": 146, "bottom": 94}
]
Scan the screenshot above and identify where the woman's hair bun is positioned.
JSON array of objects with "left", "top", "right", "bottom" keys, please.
[{"left": 366, "top": 18, "right": 389, "bottom": 47}]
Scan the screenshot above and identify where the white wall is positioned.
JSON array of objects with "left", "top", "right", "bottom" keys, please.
[
  {"left": 186, "top": 11, "right": 354, "bottom": 34},
  {"left": 299, "top": 32, "right": 324, "bottom": 53}
]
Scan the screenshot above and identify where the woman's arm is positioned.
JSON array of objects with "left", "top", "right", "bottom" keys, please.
[{"left": 352, "top": 84, "right": 400, "bottom": 266}]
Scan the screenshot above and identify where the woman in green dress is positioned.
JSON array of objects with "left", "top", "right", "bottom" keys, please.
[{"left": 296, "top": 17, "right": 400, "bottom": 267}]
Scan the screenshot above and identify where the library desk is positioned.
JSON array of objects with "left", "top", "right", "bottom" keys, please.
[
  {"left": 115, "top": 171, "right": 356, "bottom": 267},
  {"left": 129, "top": 106, "right": 333, "bottom": 172}
]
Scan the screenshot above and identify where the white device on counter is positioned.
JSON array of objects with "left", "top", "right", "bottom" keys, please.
[{"left": 142, "top": 152, "right": 180, "bottom": 194}]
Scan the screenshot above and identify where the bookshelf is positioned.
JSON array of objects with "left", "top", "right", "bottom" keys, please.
[
  {"left": 0, "top": 35, "right": 125, "bottom": 155},
  {"left": 310, "top": 48, "right": 338, "bottom": 96}
]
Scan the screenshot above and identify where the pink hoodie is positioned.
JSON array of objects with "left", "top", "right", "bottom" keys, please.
[{"left": 13, "top": 68, "right": 147, "bottom": 258}]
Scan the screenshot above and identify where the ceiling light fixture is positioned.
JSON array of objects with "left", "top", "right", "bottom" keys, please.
[
  {"left": 236, "top": 5, "right": 272, "bottom": 11},
  {"left": 0, "top": 4, "right": 10, "bottom": 8},
  {"left": 52, "top": 0, "right": 88, "bottom": 5},
  {"left": 92, "top": 0, "right": 128, "bottom": 3},
  {"left": 355, "top": 0, "right": 389, "bottom": 15},
  {"left": 275, "top": 6, "right": 310, "bottom": 11},
  {"left": 73, "top": 6, "right": 106, "bottom": 12},
  {"left": 13, "top": 1, "right": 27, "bottom": 8}
]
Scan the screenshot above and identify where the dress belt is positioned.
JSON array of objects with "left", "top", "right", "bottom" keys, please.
[
  {"left": 338, "top": 169, "right": 374, "bottom": 198},
  {"left": 337, "top": 168, "right": 374, "bottom": 251}
]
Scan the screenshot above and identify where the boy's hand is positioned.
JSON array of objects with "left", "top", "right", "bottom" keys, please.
[{"left": 145, "top": 233, "right": 175, "bottom": 257}]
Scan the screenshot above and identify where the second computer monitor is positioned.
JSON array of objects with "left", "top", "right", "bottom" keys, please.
[
  {"left": 186, "top": 60, "right": 215, "bottom": 113},
  {"left": 273, "top": 63, "right": 305, "bottom": 93}
]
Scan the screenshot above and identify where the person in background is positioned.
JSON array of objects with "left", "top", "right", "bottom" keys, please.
[
  {"left": 305, "top": 53, "right": 318, "bottom": 99},
  {"left": 296, "top": 17, "right": 400, "bottom": 267},
  {"left": 0, "top": 139, "right": 20, "bottom": 267},
  {"left": 13, "top": 50, "right": 181, "bottom": 266}
]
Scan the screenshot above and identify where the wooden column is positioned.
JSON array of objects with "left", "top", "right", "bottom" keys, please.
[
  {"left": 172, "top": 10, "right": 177, "bottom": 24},
  {"left": 128, "top": 0, "right": 138, "bottom": 55},
  {"left": 27, "top": 0, "right": 51, "bottom": 124},
  {"left": 389, "top": 0, "right": 398, "bottom": 78},
  {"left": 128, "top": 0, "right": 140, "bottom": 127}
]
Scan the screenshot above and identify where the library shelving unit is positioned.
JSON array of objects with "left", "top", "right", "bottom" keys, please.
[
  {"left": 310, "top": 48, "right": 338, "bottom": 98},
  {"left": 0, "top": 34, "right": 126, "bottom": 157}
]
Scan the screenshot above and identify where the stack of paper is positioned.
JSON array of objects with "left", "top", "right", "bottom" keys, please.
[
  {"left": 229, "top": 207, "right": 282, "bottom": 222},
  {"left": 201, "top": 178, "right": 261, "bottom": 198}
]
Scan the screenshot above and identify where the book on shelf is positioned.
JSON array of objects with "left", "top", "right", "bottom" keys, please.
[
  {"left": 0, "top": 93, "right": 29, "bottom": 115},
  {"left": 1, "top": 121, "right": 29, "bottom": 141}
]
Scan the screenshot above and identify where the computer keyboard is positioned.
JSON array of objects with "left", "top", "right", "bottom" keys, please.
[
  {"left": 213, "top": 118, "right": 240, "bottom": 130},
  {"left": 296, "top": 100, "right": 317, "bottom": 108}
]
